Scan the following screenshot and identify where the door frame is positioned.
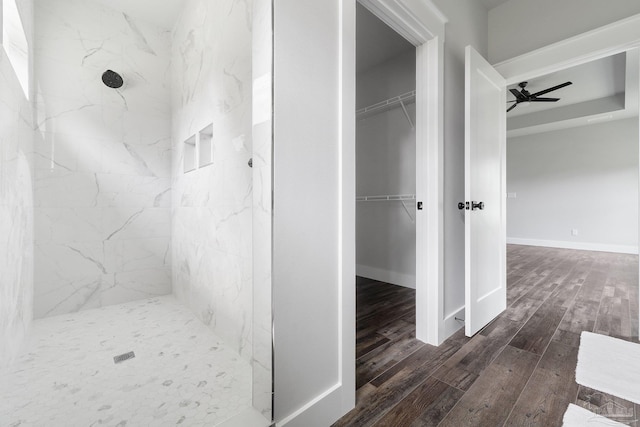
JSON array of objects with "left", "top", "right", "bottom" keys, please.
[
  {"left": 493, "top": 13, "right": 640, "bottom": 337},
  {"left": 354, "top": 0, "right": 448, "bottom": 345}
]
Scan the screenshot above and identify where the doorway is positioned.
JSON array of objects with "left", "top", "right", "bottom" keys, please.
[
  {"left": 505, "top": 51, "right": 639, "bottom": 257},
  {"left": 355, "top": 5, "right": 417, "bottom": 294},
  {"left": 353, "top": 0, "right": 447, "bottom": 350},
  {"left": 353, "top": 2, "right": 418, "bottom": 393},
  {"left": 464, "top": 44, "right": 640, "bottom": 337}
]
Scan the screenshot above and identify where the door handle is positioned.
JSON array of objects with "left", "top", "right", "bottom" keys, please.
[
  {"left": 472, "top": 201, "right": 484, "bottom": 210},
  {"left": 458, "top": 202, "right": 469, "bottom": 210}
]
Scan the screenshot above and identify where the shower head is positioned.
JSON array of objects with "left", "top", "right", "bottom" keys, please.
[{"left": 102, "top": 69, "right": 124, "bottom": 89}]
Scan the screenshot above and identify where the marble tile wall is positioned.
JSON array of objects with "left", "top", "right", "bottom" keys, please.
[
  {"left": 32, "top": 0, "right": 172, "bottom": 318},
  {"left": 0, "top": 0, "right": 34, "bottom": 367},
  {"left": 171, "top": 0, "right": 254, "bottom": 364}
]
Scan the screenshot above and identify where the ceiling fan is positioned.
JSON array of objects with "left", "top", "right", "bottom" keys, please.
[{"left": 507, "top": 81, "right": 572, "bottom": 112}]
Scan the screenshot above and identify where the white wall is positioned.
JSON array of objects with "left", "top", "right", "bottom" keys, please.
[
  {"left": 507, "top": 118, "right": 639, "bottom": 253},
  {"left": 432, "top": 0, "right": 489, "bottom": 326},
  {"left": 32, "top": 0, "right": 172, "bottom": 318},
  {"left": 0, "top": 0, "right": 34, "bottom": 368},
  {"left": 273, "top": 0, "right": 354, "bottom": 425},
  {"left": 171, "top": 0, "right": 253, "bottom": 364},
  {"left": 488, "top": 0, "right": 640, "bottom": 64},
  {"left": 356, "top": 51, "right": 416, "bottom": 288}
]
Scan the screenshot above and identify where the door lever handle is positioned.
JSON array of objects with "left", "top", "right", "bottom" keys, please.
[{"left": 472, "top": 201, "right": 484, "bottom": 210}]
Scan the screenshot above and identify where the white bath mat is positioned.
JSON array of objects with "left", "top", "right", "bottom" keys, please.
[
  {"left": 563, "top": 404, "right": 627, "bottom": 427},
  {"left": 576, "top": 331, "right": 640, "bottom": 404}
]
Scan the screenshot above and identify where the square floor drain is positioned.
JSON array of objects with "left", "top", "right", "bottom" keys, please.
[{"left": 113, "top": 351, "right": 135, "bottom": 364}]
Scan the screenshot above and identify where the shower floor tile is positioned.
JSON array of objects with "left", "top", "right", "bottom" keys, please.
[{"left": 0, "top": 296, "right": 252, "bottom": 427}]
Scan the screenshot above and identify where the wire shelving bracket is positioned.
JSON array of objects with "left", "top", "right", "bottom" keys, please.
[{"left": 356, "top": 194, "right": 417, "bottom": 222}]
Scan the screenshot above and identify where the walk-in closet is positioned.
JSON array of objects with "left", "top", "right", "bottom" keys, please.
[
  {"left": 356, "top": 4, "right": 416, "bottom": 289},
  {"left": 353, "top": 2, "right": 419, "bottom": 395}
]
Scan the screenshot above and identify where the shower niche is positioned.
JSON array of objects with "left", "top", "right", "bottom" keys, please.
[
  {"left": 198, "top": 124, "right": 214, "bottom": 167},
  {"left": 183, "top": 134, "right": 197, "bottom": 172},
  {"left": 183, "top": 123, "right": 214, "bottom": 173}
]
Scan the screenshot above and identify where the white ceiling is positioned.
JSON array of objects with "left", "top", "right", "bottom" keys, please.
[
  {"left": 506, "top": 51, "right": 640, "bottom": 137},
  {"left": 356, "top": 3, "right": 414, "bottom": 74},
  {"left": 89, "top": 0, "right": 184, "bottom": 29},
  {"left": 507, "top": 53, "right": 626, "bottom": 117}
]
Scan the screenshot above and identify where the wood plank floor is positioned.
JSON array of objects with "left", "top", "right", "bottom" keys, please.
[{"left": 333, "top": 245, "right": 639, "bottom": 427}]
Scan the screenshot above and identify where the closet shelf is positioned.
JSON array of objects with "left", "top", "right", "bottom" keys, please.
[
  {"left": 356, "top": 90, "right": 416, "bottom": 128},
  {"left": 356, "top": 194, "right": 416, "bottom": 222},
  {"left": 356, "top": 194, "right": 415, "bottom": 202}
]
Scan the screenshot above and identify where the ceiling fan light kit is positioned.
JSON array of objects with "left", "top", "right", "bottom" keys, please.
[{"left": 506, "top": 80, "right": 572, "bottom": 112}]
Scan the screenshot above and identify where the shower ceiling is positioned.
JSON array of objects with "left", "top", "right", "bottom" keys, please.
[{"left": 88, "top": 0, "right": 184, "bottom": 29}]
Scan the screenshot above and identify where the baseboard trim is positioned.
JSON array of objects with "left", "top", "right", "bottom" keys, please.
[
  {"left": 442, "top": 306, "right": 465, "bottom": 340},
  {"left": 356, "top": 264, "right": 416, "bottom": 289},
  {"left": 507, "top": 238, "right": 638, "bottom": 255},
  {"left": 276, "top": 383, "right": 345, "bottom": 427}
]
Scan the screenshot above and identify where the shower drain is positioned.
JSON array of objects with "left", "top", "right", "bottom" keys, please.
[{"left": 113, "top": 351, "right": 136, "bottom": 364}]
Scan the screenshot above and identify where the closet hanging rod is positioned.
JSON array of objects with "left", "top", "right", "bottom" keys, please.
[{"left": 356, "top": 90, "right": 416, "bottom": 119}]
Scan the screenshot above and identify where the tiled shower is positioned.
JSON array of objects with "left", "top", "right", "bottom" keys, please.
[{"left": 0, "top": 0, "right": 272, "bottom": 425}]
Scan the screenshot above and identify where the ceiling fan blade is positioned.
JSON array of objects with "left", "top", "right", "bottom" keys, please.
[
  {"left": 509, "top": 88, "right": 526, "bottom": 101},
  {"left": 530, "top": 97, "right": 560, "bottom": 102},
  {"left": 507, "top": 103, "right": 518, "bottom": 112},
  {"left": 530, "top": 81, "right": 572, "bottom": 97}
]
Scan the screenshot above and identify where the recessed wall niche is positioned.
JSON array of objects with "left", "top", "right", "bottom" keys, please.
[
  {"left": 183, "top": 123, "right": 214, "bottom": 174},
  {"left": 199, "top": 124, "right": 214, "bottom": 167},
  {"left": 183, "top": 135, "right": 196, "bottom": 173}
]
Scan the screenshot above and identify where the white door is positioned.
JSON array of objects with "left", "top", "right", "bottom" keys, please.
[{"left": 463, "top": 45, "right": 507, "bottom": 337}]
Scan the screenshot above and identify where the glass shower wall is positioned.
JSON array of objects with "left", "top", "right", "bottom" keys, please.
[
  {"left": 171, "top": 0, "right": 272, "bottom": 421},
  {"left": 251, "top": 0, "right": 274, "bottom": 419}
]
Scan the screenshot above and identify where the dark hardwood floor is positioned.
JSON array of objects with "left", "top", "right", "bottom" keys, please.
[{"left": 333, "top": 245, "right": 640, "bottom": 427}]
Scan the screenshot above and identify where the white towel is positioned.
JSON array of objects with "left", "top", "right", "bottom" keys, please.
[
  {"left": 562, "top": 404, "right": 628, "bottom": 427},
  {"left": 576, "top": 332, "right": 640, "bottom": 404}
]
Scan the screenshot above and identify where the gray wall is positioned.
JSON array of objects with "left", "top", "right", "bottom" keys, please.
[
  {"left": 507, "top": 118, "right": 639, "bottom": 253},
  {"left": 356, "top": 51, "right": 416, "bottom": 288}
]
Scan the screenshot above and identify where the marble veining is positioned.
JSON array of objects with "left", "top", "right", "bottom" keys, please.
[
  {"left": 0, "top": 0, "right": 34, "bottom": 368},
  {"left": 171, "top": 0, "right": 254, "bottom": 367},
  {"left": 33, "top": 0, "right": 173, "bottom": 318},
  {"left": 0, "top": 296, "right": 252, "bottom": 426}
]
